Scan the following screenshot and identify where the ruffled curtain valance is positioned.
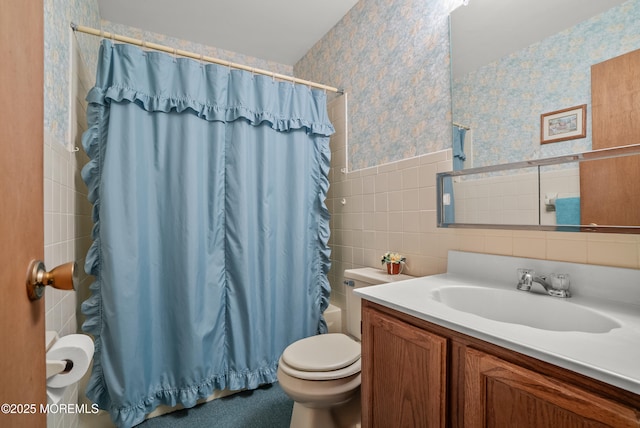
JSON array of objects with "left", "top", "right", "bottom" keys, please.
[{"left": 86, "top": 40, "right": 335, "bottom": 135}]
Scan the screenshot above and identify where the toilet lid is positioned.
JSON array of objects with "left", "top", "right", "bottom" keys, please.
[{"left": 282, "top": 333, "right": 361, "bottom": 372}]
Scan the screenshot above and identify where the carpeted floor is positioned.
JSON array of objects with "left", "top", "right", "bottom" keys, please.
[{"left": 136, "top": 383, "right": 293, "bottom": 428}]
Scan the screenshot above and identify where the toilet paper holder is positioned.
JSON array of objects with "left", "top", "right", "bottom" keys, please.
[
  {"left": 45, "top": 332, "right": 95, "bottom": 404},
  {"left": 26, "top": 260, "right": 77, "bottom": 301},
  {"left": 46, "top": 359, "right": 73, "bottom": 379},
  {"left": 45, "top": 332, "right": 74, "bottom": 379}
]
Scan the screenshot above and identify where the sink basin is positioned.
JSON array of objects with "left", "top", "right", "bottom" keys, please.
[{"left": 431, "top": 286, "right": 621, "bottom": 333}]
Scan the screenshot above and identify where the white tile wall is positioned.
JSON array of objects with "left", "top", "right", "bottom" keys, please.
[{"left": 44, "top": 34, "right": 94, "bottom": 428}]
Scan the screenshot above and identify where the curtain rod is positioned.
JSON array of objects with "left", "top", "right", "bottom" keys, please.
[
  {"left": 453, "top": 122, "right": 470, "bottom": 130},
  {"left": 71, "top": 23, "right": 343, "bottom": 94}
]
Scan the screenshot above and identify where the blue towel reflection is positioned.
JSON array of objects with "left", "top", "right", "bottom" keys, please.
[{"left": 555, "top": 197, "right": 581, "bottom": 225}]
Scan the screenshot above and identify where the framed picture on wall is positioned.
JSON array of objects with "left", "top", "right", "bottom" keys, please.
[{"left": 540, "top": 104, "right": 587, "bottom": 144}]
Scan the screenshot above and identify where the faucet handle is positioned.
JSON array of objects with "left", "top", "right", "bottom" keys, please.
[
  {"left": 550, "top": 273, "right": 571, "bottom": 291},
  {"left": 517, "top": 268, "right": 534, "bottom": 281},
  {"left": 516, "top": 268, "right": 534, "bottom": 291}
]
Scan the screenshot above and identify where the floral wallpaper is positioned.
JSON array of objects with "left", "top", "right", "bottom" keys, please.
[
  {"left": 295, "top": 0, "right": 461, "bottom": 170},
  {"left": 44, "top": 0, "right": 101, "bottom": 145},
  {"left": 453, "top": 0, "right": 640, "bottom": 167}
]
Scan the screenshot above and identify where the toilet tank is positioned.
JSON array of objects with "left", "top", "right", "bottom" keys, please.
[{"left": 343, "top": 267, "right": 413, "bottom": 340}]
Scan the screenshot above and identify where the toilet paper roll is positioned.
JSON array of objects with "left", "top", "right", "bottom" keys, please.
[{"left": 46, "top": 334, "right": 94, "bottom": 389}]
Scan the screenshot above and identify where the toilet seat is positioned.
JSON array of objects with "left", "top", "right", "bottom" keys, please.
[
  {"left": 279, "top": 356, "right": 361, "bottom": 381},
  {"left": 279, "top": 333, "right": 361, "bottom": 381}
]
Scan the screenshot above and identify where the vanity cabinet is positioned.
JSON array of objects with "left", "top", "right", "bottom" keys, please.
[
  {"left": 361, "top": 302, "right": 447, "bottom": 427},
  {"left": 361, "top": 301, "right": 640, "bottom": 428},
  {"left": 465, "top": 348, "right": 639, "bottom": 427}
]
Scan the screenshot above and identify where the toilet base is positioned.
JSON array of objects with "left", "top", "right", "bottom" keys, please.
[
  {"left": 290, "top": 402, "right": 336, "bottom": 428},
  {"left": 289, "top": 388, "right": 361, "bottom": 428}
]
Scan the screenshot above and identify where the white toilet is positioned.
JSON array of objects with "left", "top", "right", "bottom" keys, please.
[{"left": 277, "top": 267, "right": 413, "bottom": 428}]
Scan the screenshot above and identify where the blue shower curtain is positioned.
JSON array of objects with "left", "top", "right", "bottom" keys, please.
[{"left": 81, "top": 40, "right": 333, "bottom": 427}]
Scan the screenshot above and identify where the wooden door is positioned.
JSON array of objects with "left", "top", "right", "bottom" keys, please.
[
  {"left": 0, "top": 0, "right": 46, "bottom": 427},
  {"left": 580, "top": 48, "right": 640, "bottom": 226},
  {"left": 464, "top": 348, "right": 639, "bottom": 428},
  {"left": 361, "top": 305, "right": 447, "bottom": 428}
]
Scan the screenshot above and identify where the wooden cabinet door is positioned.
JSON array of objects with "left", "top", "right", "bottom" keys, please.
[
  {"left": 580, "top": 48, "right": 640, "bottom": 226},
  {"left": 464, "top": 348, "right": 640, "bottom": 428},
  {"left": 361, "top": 307, "right": 447, "bottom": 428}
]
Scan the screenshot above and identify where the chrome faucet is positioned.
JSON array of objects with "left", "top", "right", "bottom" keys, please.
[{"left": 516, "top": 269, "right": 571, "bottom": 298}]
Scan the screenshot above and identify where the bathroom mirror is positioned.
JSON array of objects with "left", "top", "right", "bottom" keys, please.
[
  {"left": 448, "top": 0, "right": 640, "bottom": 232},
  {"left": 437, "top": 144, "right": 640, "bottom": 233}
]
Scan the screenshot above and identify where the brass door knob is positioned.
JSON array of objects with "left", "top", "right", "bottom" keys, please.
[{"left": 26, "top": 260, "right": 77, "bottom": 301}]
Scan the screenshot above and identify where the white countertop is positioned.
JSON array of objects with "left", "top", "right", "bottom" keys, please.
[{"left": 354, "top": 251, "right": 640, "bottom": 394}]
